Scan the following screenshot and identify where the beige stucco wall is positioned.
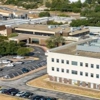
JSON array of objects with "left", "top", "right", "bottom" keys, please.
[{"left": 0, "top": 29, "right": 7, "bottom": 36}]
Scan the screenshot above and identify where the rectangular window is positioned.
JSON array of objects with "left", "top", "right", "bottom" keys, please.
[
  {"left": 52, "top": 58, "right": 54, "bottom": 62},
  {"left": 66, "top": 69, "right": 69, "bottom": 73},
  {"left": 80, "top": 62, "right": 83, "bottom": 66},
  {"left": 85, "top": 63, "right": 88, "bottom": 67},
  {"left": 80, "top": 71, "right": 83, "bottom": 76},
  {"left": 61, "top": 69, "right": 64, "bottom": 72},
  {"left": 91, "top": 73, "right": 94, "bottom": 78},
  {"left": 61, "top": 60, "right": 64, "bottom": 63},
  {"left": 52, "top": 67, "right": 54, "bottom": 71},
  {"left": 91, "top": 64, "right": 94, "bottom": 68},
  {"left": 85, "top": 72, "right": 88, "bottom": 76},
  {"left": 66, "top": 60, "right": 69, "bottom": 64},
  {"left": 56, "top": 59, "right": 59, "bottom": 63},
  {"left": 72, "top": 70, "right": 77, "bottom": 75},
  {"left": 96, "top": 74, "right": 99, "bottom": 78},
  {"left": 57, "top": 68, "right": 59, "bottom": 72},
  {"left": 96, "top": 65, "right": 99, "bottom": 69},
  {"left": 72, "top": 61, "right": 77, "bottom": 66}
]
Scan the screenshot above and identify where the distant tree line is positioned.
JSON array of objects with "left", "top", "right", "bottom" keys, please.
[{"left": 3, "top": 0, "right": 43, "bottom": 9}]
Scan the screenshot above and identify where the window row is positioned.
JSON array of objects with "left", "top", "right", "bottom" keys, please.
[
  {"left": 51, "top": 58, "right": 100, "bottom": 69},
  {"left": 51, "top": 67, "right": 99, "bottom": 78}
]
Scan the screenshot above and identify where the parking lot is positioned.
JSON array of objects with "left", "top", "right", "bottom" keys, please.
[
  {"left": 0, "top": 46, "right": 46, "bottom": 79},
  {"left": 0, "top": 87, "right": 57, "bottom": 100}
]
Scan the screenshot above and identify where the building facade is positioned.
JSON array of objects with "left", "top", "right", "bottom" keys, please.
[
  {"left": 0, "top": 25, "right": 12, "bottom": 36},
  {"left": 46, "top": 38, "right": 100, "bottom": 90}
]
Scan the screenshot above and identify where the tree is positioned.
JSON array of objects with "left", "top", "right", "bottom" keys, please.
[
  {"left": 17, "top": 47, "right": 30, "bottom": 56},
  {"left": 46, "top": 38, "right": 56, "bottom": 48},
  {"left": 46, "top": 36, "right": 65, "bottom": 48},
  {"left": 39, "top": 12, "right": 50, "bottom": 17},
  {"left": 6, "top": 41, "right": 18, "bottom": 55}
]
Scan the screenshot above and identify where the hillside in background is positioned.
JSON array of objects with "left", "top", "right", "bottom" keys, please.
[
  {"left": 0, "top": 0, "right": 43, "bottom": 9},
  {"left": 0, "top": 0, "right": 100, "bottom": 16}
]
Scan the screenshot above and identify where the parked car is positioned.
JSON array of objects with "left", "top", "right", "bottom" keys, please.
[
  {"left": 21, "top": 92, "right": 33, "bottom": 98},
  {"left": 5, "top": 88, "right": 19, "bottom": 95},
  {"left": 22, "top": 68, "right": 29, "bottom": 73},
  {"left": 13, "top": 61, "right": 24, "bottom": 65},
  {"left": 0, "top": 60, "right": 11, "bottom": 64},
  {"left": 4, "top": 63, "right": 14, "bottom": 67},
  {"left": 16, "top": 91, "right": 26, "bottom": 97},
  {"left": 0, "top": 68, "right": 3, "bottom": 71},
  {"left": 24, "top": 60, "right": 34, "bottom": 64},
  {"left": 32, "top": 95, "right": 45, "bottom": 100},
  {"left": 0, "top": 89, "right": 7, "bottom": 93},
  {"left": 3, "top": 75, "right": 10, "bottom": 79},
  {"left": 13, "top": 56, "right": 25, "bottom": 59}
]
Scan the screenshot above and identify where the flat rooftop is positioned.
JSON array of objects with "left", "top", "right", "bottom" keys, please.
[
  {"left": 15, "top": 24, "right": 70, "bottom": 33},
  {"left": 50, "top": 37, "right": 100, "bottom": 59},
  {"left": 9, "top": 34, "right": 49, "bottom": 40},
  {"left": 14, "top": 24, "right": 89, "bottom": 35}
]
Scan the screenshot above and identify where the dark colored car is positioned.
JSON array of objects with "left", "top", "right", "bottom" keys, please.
[
  {"left": 45, "top": 97, "right": 57, "bottom": 100},
  {"left": 21, "top": 92, "right": 33, "bottom": 98},
  {"left": 0, "top": 89, "right": 8, "bottom": 93},
  {"left": 0, "top": 68, "right": 3, "bottom": 71},
  {"left": 5, "top": 88, "right": 19, "bottom": 95},
  {"left": 32, "top": 95, "right": 45, "bottom": 100},
  {"left": 22, "top": 68, "right": 29, "bottom": 73}
]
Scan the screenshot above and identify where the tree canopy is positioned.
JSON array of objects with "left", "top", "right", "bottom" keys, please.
[
  {"left": 39, "top": 12, "right": 50, "bottom": 17},
  {"left": 46, "top": 36, "right": 65, "bottom": 48},
  {"left": 0, "top": 40, "right": 31, "bottom": 56},
  {"left": 17, "top": 47, "right": 30, "bottom": 56}
]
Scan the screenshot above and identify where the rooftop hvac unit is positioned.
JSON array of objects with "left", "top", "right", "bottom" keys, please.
[{"left": 48, "top": 25, "right": 56, "bottom": 29}]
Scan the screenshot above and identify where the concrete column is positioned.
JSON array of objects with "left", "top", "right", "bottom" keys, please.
[
  {"left": 77, "top": 81, "right": 80, "bottom": 86},
  {"left": 93, "top": 84, "right": 96, "bottom": 89},
  {"left": 98, "top": 84, "right": 100, "bottom": 90},
  {"left": 64, "top": 78, "right": 67, "bottom": 83},
  {"left": 54, "top": 76, "right": 57, "bottom": 82},
  {"left": 49, "top": 75, "right": 53, "bottom": 81},
  {"left": 88, "top": 82, "right": 91, "bottom": 88},
  {"left": 82, "top": 82, "right": 86, "bottom": 87},
  {"left": 59, "top": 77, "right": 62, "bottom": 83},
  {"left": 69, "top": 79, "right": 72, "bottom": 84},
  {"left": 27, "top": 39, "right": 29, "bottom": 44},
  {"left": 33, "top": 32, "right": 35, "bottom": 34}
]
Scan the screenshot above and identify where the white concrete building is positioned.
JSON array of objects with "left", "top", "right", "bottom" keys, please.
[
  {"left": 88, "top": 26, "right": 100, "bottom": 35},
  {"left": 46, "top": 37, "right": 100, "bottom": 90}
]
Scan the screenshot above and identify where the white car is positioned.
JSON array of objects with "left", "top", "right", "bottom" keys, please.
[
  {"left": 16, "top": 91, "right": 25, "bottom": 97},
  {"left": 13, "top": 61, "right": 23, "bottom": 65},
  {"left": 13, "top": 56, "right": 24, "bottom": 59},
  {"left": 0, "top": 60, "right": 11, "bottom": 64},
  {"left": 4, "top": 63, "right": 14, "bottom": 67}
]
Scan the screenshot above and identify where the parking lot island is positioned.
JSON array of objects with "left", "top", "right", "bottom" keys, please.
[{"left": 27, "top": 75, "right": 100, "bottom": 99}]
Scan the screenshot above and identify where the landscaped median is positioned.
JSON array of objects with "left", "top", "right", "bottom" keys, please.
[
  {"left": 0, "top": 94, "right": 25, "bottom": 100},
  {"left": 27, "top": 75, "right": 100, "bottom": 99}
]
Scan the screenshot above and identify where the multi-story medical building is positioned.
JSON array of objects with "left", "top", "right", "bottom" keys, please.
[{"left": 46, "top": 37, "right": 100, "bottom": 90}]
